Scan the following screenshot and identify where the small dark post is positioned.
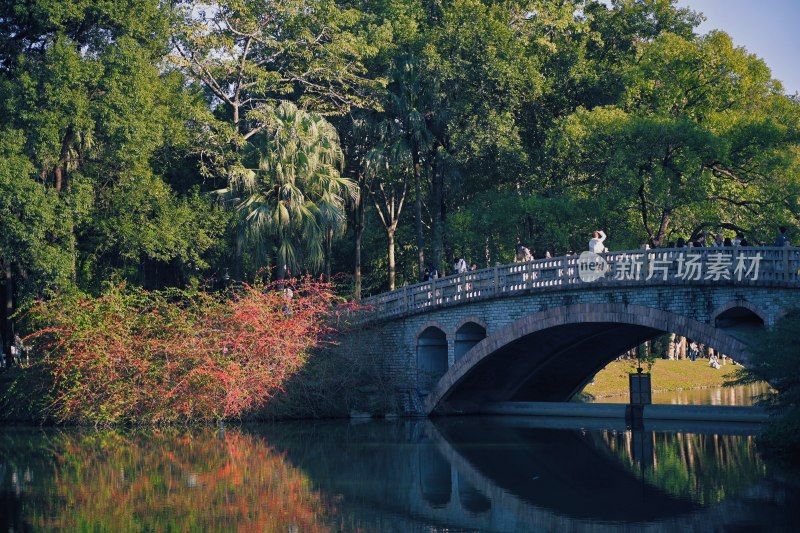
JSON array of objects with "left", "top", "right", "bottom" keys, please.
[{"left": 627, "top": 367, "right": 651, "bottom": 428}]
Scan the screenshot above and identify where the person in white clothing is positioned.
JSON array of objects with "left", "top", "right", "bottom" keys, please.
[
  {"left": 454, "top": 258, "right": 468, "bottom": 274},
  {"left": 588, "top": 230, "right": 607, "bottom": 253}
]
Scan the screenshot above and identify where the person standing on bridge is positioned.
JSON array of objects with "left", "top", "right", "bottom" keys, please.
[
  {"left": 693, "top": 234, "right": 707, "bottom": 248},
  {"left": 588, "top": 230, "right": 607, "bottom": 253},
  {"left": 515, "top": 242, "right": 533, "bottom": 262},
  {"left": 775, "top": 226, "right": 791, "bottom": 247}
]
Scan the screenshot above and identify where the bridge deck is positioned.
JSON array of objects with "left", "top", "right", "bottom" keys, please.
[{"left": 362, "top": 247, "right": 800, "bottom": 321}]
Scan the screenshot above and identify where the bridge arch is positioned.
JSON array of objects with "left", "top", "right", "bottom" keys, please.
[
  {"left": 454, "top": 318, "right": 488, "bottom": 363},
  {"left": 453, "top": 316, "right": 489, "bottom": 336},
  {"left": 712, "top": 299, "right": 767, "bottom": 328},
  {"left": 426, "top": 303, "right": 752, "bottom": 415},
  {"left": 417, "top": 325, "right": 448, "bottom": 390}
]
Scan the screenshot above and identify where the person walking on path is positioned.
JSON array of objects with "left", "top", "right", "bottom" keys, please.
[
  {"left": 454, "top": 257, "right": 468, "bottom": 274},
  {"left": 589, "top": 230, "right": 607, "bottom": 253}
]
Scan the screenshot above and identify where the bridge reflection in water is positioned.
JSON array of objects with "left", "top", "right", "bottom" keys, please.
[
  {"left": 2, "top": 419, "right": 798, "bottom": 531},
  {"left": 266, "top": 417, "right": 795, "bottom": 532}
]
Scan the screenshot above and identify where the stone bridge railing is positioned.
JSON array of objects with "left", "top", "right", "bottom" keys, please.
[{"left": 361, "top": 247, "right": 800, "bottom": 321}]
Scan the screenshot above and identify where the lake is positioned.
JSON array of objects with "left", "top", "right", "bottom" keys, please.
[
  {"left": 2, "top": 413, "right": 799, "bottom": 531},
  {"left": 590, "top": 382, "right": 773, "bottom": 406}
]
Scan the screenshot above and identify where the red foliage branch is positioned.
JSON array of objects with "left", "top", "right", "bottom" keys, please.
[{"left": 23, "top": 279, "right": 350, "bottom": 425}]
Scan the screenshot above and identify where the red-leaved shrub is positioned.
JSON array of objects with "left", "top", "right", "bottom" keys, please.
[{"left": 21, "top": 279, "right": 347, "bottom": 424}]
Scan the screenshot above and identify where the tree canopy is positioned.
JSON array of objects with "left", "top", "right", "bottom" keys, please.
[{"left": 1, "top": 0, "right": 798, "bottom": 323}]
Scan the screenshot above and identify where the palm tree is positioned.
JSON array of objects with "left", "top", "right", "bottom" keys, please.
[{"left": 224, "top": 101, "right": 358, "bottom": 279}]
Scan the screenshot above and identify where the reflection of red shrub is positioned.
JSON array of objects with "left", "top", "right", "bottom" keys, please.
[
  {"left": 30, "top": 428, "right": 337, "bottom": 532},
  {"left": 25, "top": 279, "right": 346, "bottom": 424}
]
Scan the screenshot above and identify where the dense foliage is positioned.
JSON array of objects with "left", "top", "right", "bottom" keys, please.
[
  {"left": 1, "top": 0, "right": 798, "bottom": 306},
  {"left": 8, "top": 281, "right": 342, "bottom": 424},
  {"left": 732, "top": 309, "right": 800, "bottom": 458}
]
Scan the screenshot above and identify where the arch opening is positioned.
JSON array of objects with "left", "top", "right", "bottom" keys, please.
[
  {"left": 427, "top": 303, "right": 760, "bottom": 415},
  {"left": 418, "top": 326, "right": 448, "bottom": 391},
  {"left": 444, "top": 322, "right": 666, "bottom": 409},
  {"left": 714, "top": 306, "right": 766, "bottom": 345},
  {"left": 715, "top": 306, "right": 764, "bottom": 328},
  {"left": 454, "top": 322, "right": 487, "bottom": 363}
]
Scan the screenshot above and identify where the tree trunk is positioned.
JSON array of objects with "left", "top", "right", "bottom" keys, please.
[
  {"left": 430, "top": 147, "right": 444, "bottom": 273},
  {"left": 53, "top": 126, "right": 75, "bottom": 193},
  {"left": 412, "top": 144, "right": 425, "bottom": 281},
  {"left": 354, "top": 224, "right": 363, "bottom": 299},
  {"left": 353, "top": 193, "right": 366, "bottom": 299},
  {"left": 3, "top": 262, "right": 13, "bottom": 369},
  {"left": 324, "top": 227, "right": 333, "bottom": 282},
  {"left": 653, "top": 209, "right": 672, "bottom": 248},
  {"left": 233, "top": 226, "right": 244, "bottom": 281},
  {"left": 352, "top": 169, "right": 371, "bottom": 300},
  {"left": 388, "top": 227, "right": 396, "bottom": 291}
]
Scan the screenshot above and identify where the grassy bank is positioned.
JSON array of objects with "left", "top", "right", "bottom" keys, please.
[{"left": 581, "top": 359, "right": 741, "bottom": 399}]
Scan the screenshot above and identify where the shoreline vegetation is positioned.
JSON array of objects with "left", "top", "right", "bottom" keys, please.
[
  {"left": 580, "top": 359, "right": 744, "bottom": 400},
  {"left": 1, "top": 281, "right": 362, "bottom": 426}
]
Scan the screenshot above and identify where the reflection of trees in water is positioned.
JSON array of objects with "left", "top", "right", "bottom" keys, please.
[
  {"left": 251, "top": 420, "right": 423, "bottom": 495},
  {"left": 596, "top": 430, "right": 764, "bottom": 505},
  {"left": 1, "top": 428, "right": 336, "bottom": 532}
]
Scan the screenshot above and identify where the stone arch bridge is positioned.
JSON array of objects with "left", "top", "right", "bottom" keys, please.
[{"left": 357, "top": 247, "right": 800, "bottom": 416}]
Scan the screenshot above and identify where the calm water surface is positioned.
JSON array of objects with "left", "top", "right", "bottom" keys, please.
[
  {"left": 2, "top": 415, "right": 799, "bottom": 532},
  {"left": 591, "top": 382, "right": 773, "bottom": 406}
]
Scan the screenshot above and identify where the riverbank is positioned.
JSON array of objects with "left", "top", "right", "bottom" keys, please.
[{"left": 581, "top": 359, "right": 742, "bottom": 399}]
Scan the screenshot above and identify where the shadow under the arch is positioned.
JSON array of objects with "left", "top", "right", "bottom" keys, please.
[
  {"left": 438, "top": 322, "right": 665, "bottom": 413},
  {"left": 426, "top": 300, "right": 768, "bottom": 416}
]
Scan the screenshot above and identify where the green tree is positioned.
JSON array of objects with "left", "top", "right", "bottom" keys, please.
[
  {"left": 171, "top": 0, "right": 381, "bottom": 176},
  {"left": 225, "top": 101, "right": 357, "bottom": 277},
  {"left": 0, "top": 0, "right": 225, "bottom": 333},
  {"left": 547, "top": 30, "right": 799, "bottom": 247},
  {"left": 0, "top": 130, "right": 74, "bottom": 362},
  {"left": 336, "top": 110, "right": 383, "bottom": 297}
]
